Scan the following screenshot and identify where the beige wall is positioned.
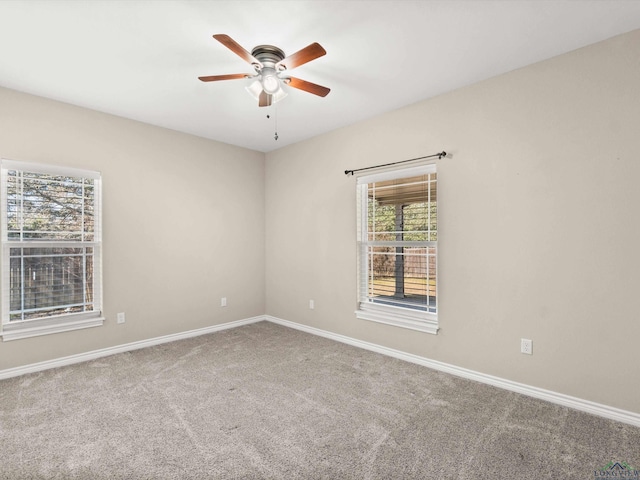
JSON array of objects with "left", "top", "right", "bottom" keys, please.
[
  {"left": 0, "top": 87, "right": 265, "bottom": 369},
  {"left": 265, "top": 30, "right": 640, "bottom": 413}
]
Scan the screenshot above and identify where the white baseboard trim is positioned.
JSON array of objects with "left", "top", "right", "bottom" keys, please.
[
  {"left": 0, "top": 316, "right": 264, "bottom": 381},
  {"left": 3, "top": 313, "right": 638, "bottom": 428},
  {"left": 264, "top": 315, "right": 640, "bottom": 428}
]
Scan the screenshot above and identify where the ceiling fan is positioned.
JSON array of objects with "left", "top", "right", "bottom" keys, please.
[{"left": 199, "top": 34, "right": 330, "bottom": 107}]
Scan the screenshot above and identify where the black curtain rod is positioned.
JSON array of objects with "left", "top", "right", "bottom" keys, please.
[{"left": 344, "top": 151, "right": 447, "bottom": 176}]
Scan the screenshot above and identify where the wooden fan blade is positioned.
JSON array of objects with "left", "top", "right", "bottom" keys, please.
[
  {"left": 276, "top": 42, "right": 326, "bottom": 71},
  {"left": 284, "top": 77, "right": 330, "bottom": 97},
  {"left": 213, "top": 34, "right": 261, "bottom": 66},
  {"left": 198, "top": 73, "right": 249, "bottom": 82},
  {"left": 259, "top": 91, "right": 272, "bottom": 107}
]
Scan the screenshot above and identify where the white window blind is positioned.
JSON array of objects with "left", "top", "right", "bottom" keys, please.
[
  {"left": 1, "top": 160, "right": 103, "bottom": 341},
  {"left": 356, "top": 164, "right": 438, "bottom": 334}
]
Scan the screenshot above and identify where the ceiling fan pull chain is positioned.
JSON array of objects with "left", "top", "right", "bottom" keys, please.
[{"left": 274, "top": 104, "right": 279, "bottom": 141}]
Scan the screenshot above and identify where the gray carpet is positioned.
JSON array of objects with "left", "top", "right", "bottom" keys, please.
[{"left": 0, "top": 321, "right": 638, "bottom": 479}]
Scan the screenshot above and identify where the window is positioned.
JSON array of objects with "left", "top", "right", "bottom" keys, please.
[
  {"left": 356, "top": 164, "right": 438, "bottom": 334},
  {"left": 1, "top": 160, "right": 103, "bottom": 341}
]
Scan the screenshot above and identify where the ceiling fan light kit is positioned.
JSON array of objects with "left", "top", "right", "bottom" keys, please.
[
  {"left": 261, "top": 70, "right": 280, "bottom": 94},
  {"left": 245, "top": 79, "right": 287, "bottom": 107},
  {"left": 199, "top": 34, "right": 330, "bottom": 107}
]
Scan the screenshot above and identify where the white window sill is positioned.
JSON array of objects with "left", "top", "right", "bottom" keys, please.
[
  {"left": 356, "top": 304, "right": 439, "bottom": 335},
  {"left": 1, "top": 314, "right": 104, "bottom": 341}
]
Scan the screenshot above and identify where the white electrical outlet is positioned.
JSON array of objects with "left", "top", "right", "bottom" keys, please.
[
  {"left": 309, "top": 299, "right": 315, "bottom": 310},
  {"left": 221, "top": 297, "right": 227, "bottom": 307},
  {"left": 521, "top": 338, "right": 533, "bottom": 355},
  {"left": 117, "top": 312, "right": 126, "bottom": 324}
]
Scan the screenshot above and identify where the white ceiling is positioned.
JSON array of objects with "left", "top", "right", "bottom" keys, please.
[{"left": 1, "top": 1, "right": 639, "bottom": 153}]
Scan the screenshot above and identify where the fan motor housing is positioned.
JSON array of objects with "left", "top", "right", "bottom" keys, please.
[{"left": 251, "top": 45, "right": 285, "bottom": 66}]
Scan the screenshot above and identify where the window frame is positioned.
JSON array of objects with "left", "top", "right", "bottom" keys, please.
[
  {"left": 0, "top": 159, "right": 104, "bottom": 341},
  {"left": 355, "top": 164, "right": 439, "bottom": 335}
]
